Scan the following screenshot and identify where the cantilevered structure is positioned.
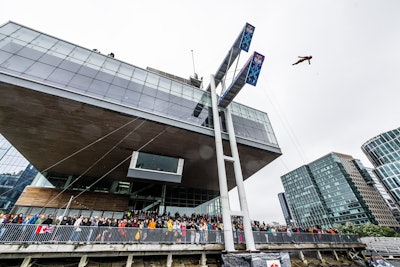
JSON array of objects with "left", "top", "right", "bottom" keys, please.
[{"left": 0, "top": 21, "right": 281, "bottom": 216}]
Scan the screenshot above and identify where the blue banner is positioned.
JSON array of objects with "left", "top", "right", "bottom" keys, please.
[
  {"left": 240, "top": 23, "right": 255, "bottom": 52},
  {"left": 246, "top": 52, "right": 264, "bottom": 86}
]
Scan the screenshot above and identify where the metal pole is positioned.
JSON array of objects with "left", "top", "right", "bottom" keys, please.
[
  {"left": 52, "top": 195, "right": 74, "bottom": 241},
  {"left": 209, "top": 74, "right": 235, "bottom": 252},
  {"left": 225, "top": 105, "right": 256, "bottom": 251},
  {"left": 191, "top": 50, "right": 196, "bottom": 76},
  {"left": 63, "top": 195, "right": 74, "bottom": 218}
]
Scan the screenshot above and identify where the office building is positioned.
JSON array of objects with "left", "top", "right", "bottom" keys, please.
[
  {"left": 278, "top": 192, "right": 293, "bottom": 226},
  {"left": 362, "top": 127, "right": 400, "bottom": 205},
  {"left": 362, "top": 127, "right": 400, "bottom": 223},
  {"left": 281, "top": 152, "right": 399, "bottom": 229},
  {"left": 0, "top": 134, "right": 40, "bottom": 212},
  {"left": 366, "top": 167, "right": 400, "bottom": 224},
  {"left": 0, "top": 21, "right": 281, "bottom": 227}
]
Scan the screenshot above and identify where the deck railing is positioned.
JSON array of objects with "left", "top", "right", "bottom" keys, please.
[{"left": 0, "top": 224, "right": 361, "bottom": 245}]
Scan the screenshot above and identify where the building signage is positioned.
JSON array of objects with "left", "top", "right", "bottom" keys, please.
[{"left": 246, "top": 52, "right": 265, "bottom": 86}]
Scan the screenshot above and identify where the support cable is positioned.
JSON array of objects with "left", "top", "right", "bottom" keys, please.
[
  {"left": 0, "top": 117, "right": 140, "bottom": 198},
  {"left": 40, "top": 119, "right": 146, "bottom": 210},
  {"left": 58, "top": 126, "right": 170, "bottom": 209},
  {"left": 261, "top": 82, "right": 308, "bottom": 165},
  {"left": 41, "top": 118, "right": 140, "bottom": 173}
]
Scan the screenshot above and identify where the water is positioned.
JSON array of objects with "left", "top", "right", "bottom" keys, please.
[{"left": 388, "top": 260, "right": 400, "bottom": 267}]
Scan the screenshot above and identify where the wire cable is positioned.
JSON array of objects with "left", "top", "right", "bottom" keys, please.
[
  {"left": 261, "top": 81, "right": 309, "bottom": 165},
  {"left": 63, "top": 126, "right": 170, "bottom": 208},
  {"left": 39, "top": 119, "right": 146, "bottom": 210},
  {"left": 0, "top": 117, "right": 140, "bottom": 198}
]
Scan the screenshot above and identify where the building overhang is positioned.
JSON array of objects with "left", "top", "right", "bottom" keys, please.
[{"left": 0, "top": 72, "right": 281, "bottom": 192}]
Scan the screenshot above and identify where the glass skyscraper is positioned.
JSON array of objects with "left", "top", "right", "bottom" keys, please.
[
  {"left": 362, "top": 127, "right": 400, "bottom": 206},
  {"left": 278, "top": 192, "right": 293, "bottom": 226},
  {"left": 281, "top": 152, "right": 399, "bottom": 228},
  {"left": 280, "top": 165, "right": 330, "bottom": 228},
  {"left": 0, "top": 134, "right": 39, "bottom": 213}
]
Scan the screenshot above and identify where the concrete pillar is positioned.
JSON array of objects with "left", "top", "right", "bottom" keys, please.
[
  {"left": 126, "top": 254, "right": 134, "bottom": 267},
  {"left": 166, "top": 253, "right": 173, "bottom": 267},
  {"left": 299, "top": 251, "right": 308, "bottom": 265},
  {"left": 20, "top": 256, "right": 32, "bottom": 267},
  {"left": 225, "top": 105, "right": 256, "bottom": 252},
  {"left": 78, "top": 255, "right": 88, "bottom": 267},
  {"left": 110, "top": 181, "right": 118, "bottom": 193},
  {"left": 316, "top": 250, "right": 324, "bottom": 263},
  {"left": 209, "top": 74, "right": 235, "bottom": 252},
  {"left": 333, "top": 250, "right": 339, "bottom": 261},
  {"left": 64, "top": 175, "right": 73, "bottom": 189},
  {"left": 200, "top": 252, "right": 208, "bottom": 267}
]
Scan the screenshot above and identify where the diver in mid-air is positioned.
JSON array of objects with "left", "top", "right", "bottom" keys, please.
[{"left": 292, "top": 55, "right": 312, "bottom": 65}]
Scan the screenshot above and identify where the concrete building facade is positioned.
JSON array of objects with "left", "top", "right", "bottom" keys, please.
[{"left": 281, "top": 152, "right": 399, "bottom": 229}]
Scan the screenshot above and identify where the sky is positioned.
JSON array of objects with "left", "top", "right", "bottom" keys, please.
[{"left": 2, "top": 0, "right": 400, "bottom": 224}]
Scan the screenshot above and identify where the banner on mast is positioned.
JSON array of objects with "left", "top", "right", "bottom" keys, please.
[
  {"left": 246, "top": 52, "right": 265, "bottom": 86},
  {"left": 240, "top": 23, "right": 255, "bottom": 52}
]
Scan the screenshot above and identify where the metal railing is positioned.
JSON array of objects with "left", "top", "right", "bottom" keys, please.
[{"left": 0, "top": 224, "right": 360, "bottom": 245}]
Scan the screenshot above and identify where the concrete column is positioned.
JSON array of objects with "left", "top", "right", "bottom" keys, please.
[
  {"left": 64, "top": 175, "right": 73, "bottom": 189},
  {"left": 20, "top": 256, "right": 32, "bottom": 267},
  {"left": 110, "top": 181, "right": 118, "bottom": 193},
  {"left": 126, "top": 254, "right": 134, "bottom": 267},
  {"left": 210, "top": 74, "right": 235, "bottom": 252},
  {"left": 225, "top": 105, "right": 256, "bottom": 252},
  {"left": 78, "top": 255, "right": 88, "bottom": 267},
  {"left": 159, "top": 184, "right": 167, "bottom": 216},
  {"left": 166, "top": 253, "right": 173, "bottom": 267},
  {"left": 200, "top": 252, "right": 208, "bottom": 267}
]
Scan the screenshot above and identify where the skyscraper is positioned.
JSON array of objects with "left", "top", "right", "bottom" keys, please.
[
  {"left": 362, "top": 127, "right": 400, "bottom": 206},
  {"left": 362, "top": 127, "right": 400, "bottom": 223},
  {"left": 0, "top": 134, "right": 39, "bottom": 212},
  {"left": 278, "top": 192, "right": 293, "bottom": 226},
  {"left": 281, "top": 152, "right": 399, "bottom": 229}
]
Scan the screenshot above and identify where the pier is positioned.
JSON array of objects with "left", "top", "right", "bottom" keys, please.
[{"left": 0, "top": 224, "right": 367, "bottom": 266}]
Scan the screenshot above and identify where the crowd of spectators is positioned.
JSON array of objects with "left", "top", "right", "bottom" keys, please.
[{"left": 0, "top": 210, "right": 340, "bottom": 244}]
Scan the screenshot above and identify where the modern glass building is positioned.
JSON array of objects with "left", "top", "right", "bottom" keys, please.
[
  {"left": 366, "top": 167, "right": 400, "bottom": 224},
  {"left": 0, "top": 21, "right": 281, "bottom": 218},
  {"left": 281, "top": 165, "right": 330, "bottom": 228},
  {"left": 0, "top": 134, "right": 40, "bottom": 213},
  {"left": 281, "top": 152, "right": 399, "bottom": 229},
  {"left": 362, "top": 127, "right": 400, "bottom": 206},
  {"left": 278, "top": 192, "right": 293, "bottom": 226}
]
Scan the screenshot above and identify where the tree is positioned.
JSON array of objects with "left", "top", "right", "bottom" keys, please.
[{"left": 334, "top": 222, "right": 399, "bottom": 237}]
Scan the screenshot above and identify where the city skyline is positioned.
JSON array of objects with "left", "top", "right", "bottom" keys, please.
[{"left": 2, "top": 0, "right": 400, "bottom": 223}]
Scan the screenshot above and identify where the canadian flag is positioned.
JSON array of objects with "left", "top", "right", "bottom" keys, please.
[{"left": 35, "top": 225, "right": 55, "bottom": 234}]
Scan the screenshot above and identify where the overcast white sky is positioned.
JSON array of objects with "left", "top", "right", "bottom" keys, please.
[{"left": 2, "top": 0, "right": 400, "bottom": 224}]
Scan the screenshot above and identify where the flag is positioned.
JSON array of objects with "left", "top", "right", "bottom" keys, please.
[{"left": 35, "top": 225, "right": 55, "bottom": 234}]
